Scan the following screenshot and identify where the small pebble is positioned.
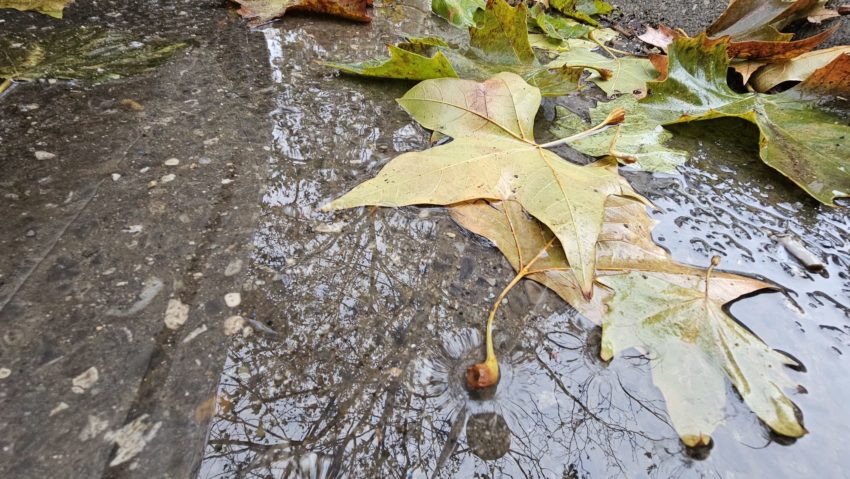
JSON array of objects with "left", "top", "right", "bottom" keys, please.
[
  {"left": 224, "top": 259, "right": 243, "bottom": 277},
  {"left": 139, "top": 167, "right": 150, "bottom": 173},
  {"left": 71, "top": 367, "right": 99, "bottom": 394},
  {"left": 221, "top": 179, "right": 233, "bottom": 185},
  {"left": 34, "top": 151, "right": 56, "bottom": 161},
  {"left": 164, "top": 158, "right": 180, "bottom": 166},
  {"left": 164, "top": 298, "right": 190, "bottom": 330},
  {"left": 111, "top": 173, "right": 121, "bottom": 182},
  {"left": 25, "top": 229, "right": 35, "bottom": 237},
  {"left": 223, "top": 315, "right": 246, "bottom": 336},
  {"left": 160, "top": 174, "right": 176, "bottom": 183},
  {"left": 0, "top": 367, "right": 11, "bottom": 379},
  {"left": 224, "top": 292, "right": 241, "bottom": 308}
]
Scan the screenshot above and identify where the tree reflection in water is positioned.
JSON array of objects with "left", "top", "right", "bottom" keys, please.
[{"left": 198, "top": 299, "right": 679, "bottom": 478}]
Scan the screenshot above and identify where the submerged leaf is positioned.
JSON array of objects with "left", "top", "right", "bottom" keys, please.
[
  {"left": 552, "top": 95, "right": 688, "bottom": 172},
  {"left": 600, "top": 272, "right": 806, "bottom": 446},
  {"left": 232, "top": 0, "right": 372, "bottom": 26},
  {"left": 325, "top": 73, "right": 644, "bottom": 296},
  {"left": 0, "top": 0, "right": 71, "bottom": 18},
  {"left": 641, "top": 35, "right": 850, "bottom": 205},
  {"left": 431, "top": 0, "right": 485, "bottom": 28},
  {"left": 0, "top": 27, "right": 187, "bottom": 84}
]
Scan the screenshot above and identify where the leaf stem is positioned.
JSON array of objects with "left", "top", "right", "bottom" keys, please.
[
  {"left": 0, "top": 78, "right": 12, "bottom": 96},
  {"left": 704, "top": 255, "right": 720, "bottom": 300},
  {"left": 539, "top": 107, "right": 626, "bottom": 149},
  {"left": 468, "top": 238, "right": 556, "bottom": 389}
]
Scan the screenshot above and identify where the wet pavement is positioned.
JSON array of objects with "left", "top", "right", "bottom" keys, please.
[{"left": 1, "top": 1, "right": 849, "bottom": 478}]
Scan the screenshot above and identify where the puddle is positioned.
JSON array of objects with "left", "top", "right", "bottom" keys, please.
[{"left": 197, "top": 10, "right": 850, "bottom": 479}]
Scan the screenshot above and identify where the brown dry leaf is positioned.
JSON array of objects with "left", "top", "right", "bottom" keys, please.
[
  {"left": 730, "top": 60, "right": 768, "bottom": 83},
  {"left": 726, "top": 23, "right": 839, "bottom": 60},
  {"left": 638, "top": 25, "right": 683, "bottom": 52},
  {"left": 751, "top": 47, "right": 850, "bottom": 91},
  {"left": 232, "top": 0, "right": 372, "bottom": 26},
  {"left": 648, "top": 53, "right": 668, "bottom": 80}
]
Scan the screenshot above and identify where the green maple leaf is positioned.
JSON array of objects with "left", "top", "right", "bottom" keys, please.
[
  {"left": 326, "top": 0, "right": 585, "bottom": 97},
  {"left": 324, "top": 72, "right": 645, "bottom": 296},
  {"left": 0, "top": 27, "right": 186, "bottom": 84},
  {"left": 600, "top": 271, "right": 806, "bottom": 446},
  {"left": 0, "top": 0, "right": 72, "bottom": 18},
  {"left": 532, "top": 34, "right": 659, "bottom": 95},
  {"left": 551, "top": 95, "right": 688, "bottom": 172},
  {"left": 641, "top": 34, "right": 850, "bottom": 205},
  {"left": 527, "top": 3, "right": 592, "bottom": 42},
  {"left": 431, "top": 0, "right": 485, "bottom": 28}
]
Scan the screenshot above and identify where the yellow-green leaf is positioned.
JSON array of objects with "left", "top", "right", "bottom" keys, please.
[
  {"left": 0, "top": 0, "right": 72, "bottom": 18},
  {"left": 325, "top": 73, "right": 643, "bottom": 295},
  {"left": 600, "top": 272, "right": 806, "bottom": 446}
]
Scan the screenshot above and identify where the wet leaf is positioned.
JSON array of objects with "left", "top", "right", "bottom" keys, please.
[
  {"left": 0, "top": 27, "right": 187, "bottom": 84},
  {"left": 551, "top": 95, "right": 687, "bottom": 172},
  {"left": 528, "top": 3, "right": 592, "bottom": 41},
  {"left": 751, "top": 46, "right": 850, "bottom": 92},
  {"left": 325, "top": 72, "right": 643, "bottom": 295},
  {"left": 707, "top": 0, "right": 829, "bottom": 41},
  {"left": 232, "top": 0, "right": 372, "bottom": 26},
  {"left": 641, "top": 35, "right": 850, "bottom": 205},
  {"left": 449, "top": 197, "right": 771, "bottom": 325},
  {"left": 431, "top": 0, "right": 485, "bottom": 28},
  {"left": 450, "top": 198, "right": 799, "bottom": 445},
  {"left": 0, "top": 0, "right": 71, "bottom": 18},
  {"left": 535, "top": 36, "right": 659, "bottom": 95},
  {"left": 599, "top": 271, "right": 806, "bottom": 446},
  {"left": 549, "top": 0, "right": 612, "bottom": 26},
  {"left": 326, "top": 0, "right": 586, "bottom": 96},
  {"left": 324, "top": 44, "right": 459, "bottom": 80}
]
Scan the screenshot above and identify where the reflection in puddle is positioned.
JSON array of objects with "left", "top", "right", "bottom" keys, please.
[{"left": 198, "top": 12, "right": 850, "bottom": 479}]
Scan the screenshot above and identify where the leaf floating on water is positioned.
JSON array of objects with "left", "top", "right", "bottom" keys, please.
[
  {"left": 0, "top": 27, "right": 187, "bottom": 85},
  {"left": 325, "top": 72, "right": 642, "bottom": 296},
  {"left": 599, "top": 269, "right": 806, "bottom": 446},
  {"left": 232, "top": 0, "right": 373, "bottom": 27},
  {"left": 0, "top": 0, "right": 72, "bottom": 18},
  {"left": 641, "top": 35, "right": 850, "bottom": 205}
]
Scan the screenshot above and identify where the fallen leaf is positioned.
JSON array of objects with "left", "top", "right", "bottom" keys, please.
[
  {"left": 535, "top": 36, "right": 659, "bottom": 95},
  {"left": 325, "top": 0, "right": 586, "bottom": 96},
  {"left": 325, "top": 72, "right": 644, "bottom": 296},
  {"left": 0, "top": 27, "right": 187, "bottom": 84},
  {"left": 451, "top": 198, "right": 799, "bottom": 445},
  {"left": 729, "top": 59, "right": 767, "bottom": 83},
  {"left": 431, "top": 0, "right": 485, "bottom": 28},
  {"left": 751, "top": 46, "right": 850, "bottom": 92},
  {"left": 641, "top": 35, "right": 850, "bottom": 205},
  {"left": 0, "top": 0, "right": 71, "bottom": 18},
  {"left": 638, "top": 25, "right": 682, "bottom": 52},
  {"left": 324, "top": 44, "right": 459, "bottom": 80},
  {"left": 550, "top": 0, "right": 611, "bottom": 26},
  {"left": 707, "top": 0, "right": 823, "bottom": 41},
  {"left": 449, "top": 197, "right": 771, "bottom": 325},
  {"left": 726, "top": 23, "right": 839, "bottom": 61},
  {"left": 528, "top": 3, "right": 593, "bottom": 41},
  {"left": 599, "top": 271, "right": 806, "bottom": 446},
  {"left": 231, "top": 0, "right": 372, "bottom": 27},
  {"left": 551, "top": 95, "right": 688, "bottom": 172}
]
